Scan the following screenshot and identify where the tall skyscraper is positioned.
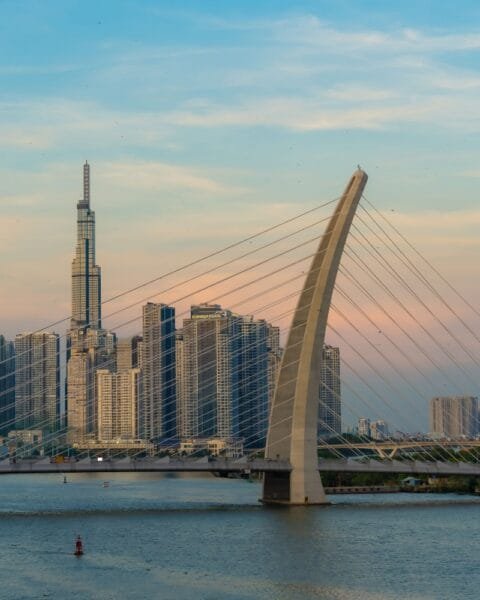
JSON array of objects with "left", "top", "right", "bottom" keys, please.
[
  {"left": 318, "top": 345, "right": 341, "bottom": 439},
  {"left": 67, "top": 325, "right": 117, "bottom": 445},
  {"left": 237, "top": 316, "right": 269, "bottom": 448},
  {"left": 14, "top": 332, "right": 60, "bottom": 432},
  {"left": 266, "top": 324, "right": 282, "bottom": 412},
  {"left": 67, "top": 341, "right": 95, "bottom": 444},
  {"left": 71, "top": 161, "right": 102, "bottom": 330},
  {"left": 67, "top": 163, "right": 116, "bottom": 445},
  {"left": 177, "top": 304, "right": 240, "bottom": 440},
  {"left": 177, "top": 304, "right": 276, "bottom": 446},
  {"left": 97, "top": 368, "right": 142, "bottom": 442},
  {"left": 175, "top": 331, "right": 188, "bottom": 438},
  {"left": 141, "top": 303, "right": 176, "bottom": 441},
  {"left": 430, "top": 396, "right": 478, "bottom": 438},
  {"left": 0, "top": 335, "right": 15, "bottom": 434}
]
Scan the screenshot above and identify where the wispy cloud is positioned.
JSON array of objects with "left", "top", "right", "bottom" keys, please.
[
  {"left": 0, "top": 99, "right": 172, "bottom": 150},
  {"left": 2, "top": 12, "right": 480, "bottom": 153},
  {"left": 167, "top": 96, "right": 453, "bottom": 132},
  {"left": 267, "top": 16, "right": 480, "bottom": 54},
  {"left": 460, "top": 170, "right": 480, "bottom": 178},
  {"left": 99, "top": 160, "right": 246, "bottom": 195}
]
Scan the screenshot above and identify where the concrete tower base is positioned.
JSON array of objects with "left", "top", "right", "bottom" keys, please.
[{"left": 262, "top": 470, "right": 330, "bottom": 505}]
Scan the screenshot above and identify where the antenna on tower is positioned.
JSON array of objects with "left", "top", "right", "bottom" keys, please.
[{"left": 83, "top": 161, "right": 90, "bottom": 206}]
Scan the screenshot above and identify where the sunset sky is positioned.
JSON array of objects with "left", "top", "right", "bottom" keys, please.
[{"left": 2, "top": 1, "right": 480, "bottom": 428}]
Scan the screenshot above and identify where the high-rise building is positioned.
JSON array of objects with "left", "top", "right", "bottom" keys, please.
[
  {"left": 370, "top": 419, "right": 389, "bottom": 440},
  {"left": 358, "top": 417, "right": 371, "bottom": 438},
  {"left": 96, "top": 369, "right": 142, "bottom": 442},
  {"left": 0, "top": 335, "right": 15, "bottom": 434},
  {"left": 177, "top": 305, "right": 276, "bottom": 447},
  {"left": 177, "top": 304, "right": 240, "bottom": 440},
  {"left": 318, "top": 345, "right": 341, "bottom": 439},
  {"left": 237, "top": 316, "right": 269, "bottom": 448},
  {"left": 267, "top": 324, "right": 282, "bottom": 412},
  {"left": 14, "top": 332, "right": 60, "bottom": 432},
  {"left": 66, "top": 163, "right": 117, "bottom": 444},
  {"left": 71, "top": 161, "right": 102, "bottom": 330},
  {"left": 117, "top": 335, "right": 143, "bottom": 372},
  {"left": 67, "top": 328, "right": 116, "bottom": 444},
  {"left": 141, "top": 303, "right": 176, "bottom": 441},
  {"left": 175, "top": 331, "right": 188, "bottom": 438},
  {"left": 67, "top": 344, "right": 95, "bottom": 444},
  {"left": 430, "top": 396, "right": 478, "bottom": 438}
]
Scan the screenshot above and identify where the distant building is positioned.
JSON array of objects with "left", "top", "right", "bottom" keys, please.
[
  {"left": 177, "top": 304, "right": 239, "bottom": 440},
  {"left": 358, "top": 417, "right": 371, "bottom": 438},
  {"left": 318, "top": 345, "right": 341, "bottom": 439},
  {"left": 430, "top": 395, "right": 478, "bottom": 438},
  {"left": 67, "top": 341, "right": 95, "bottom": 444},
  {"left": 117, "top": 335, "right": 143, "bottom": 372},
  {"left": 141, "top": 303, "right": 176, "bottom": 441},
  {"left": 8, "top": 429, "right": 43, "bottom": 457},
  {"left": 370, "top": 419, "right": 389, "bottom": 440},
  {"left": 175, "top": 331, "right": 187, "bottom": 438},
  {"left": 237, "top": 316, "right": 269, "bottom": 448},
  {"left": 96, "top": 369, "right": 142, "bottom": 442},
  {"left": 267, "top": 325, "right": 282, "bottom": 412},
  {"left": 179, "top": 437, "right": 244, "bottom": 459},
  {"left": 176, "top": 304, "right": 276, "bottom": 447},
  {"left": 71, "top": 161, "right": 101, "bottom": 331},
  {"left": 67, "top": 328, "right": 116, "bottom": 444},
  {"left": 14, "top": 332, "right": 60, "bottom": 432},
  {"left": 66, "top": 163, "right": 117, "bottom": 443},
  {"left": 0, "top": 335, "right": 15, "bottom": 434}
]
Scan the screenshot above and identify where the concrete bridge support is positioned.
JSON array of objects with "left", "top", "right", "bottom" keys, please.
[{"left": 262, "top": 169, "right": 368, "bottom": 505}]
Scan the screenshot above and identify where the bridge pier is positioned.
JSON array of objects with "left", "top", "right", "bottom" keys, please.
[{"left": 262, "top": 469, "right": 329, "bottom": 505}]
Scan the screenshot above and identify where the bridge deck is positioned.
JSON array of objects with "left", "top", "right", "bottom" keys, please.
[{"left": 1, "top": 457, "right": 480, "bottom": 477}]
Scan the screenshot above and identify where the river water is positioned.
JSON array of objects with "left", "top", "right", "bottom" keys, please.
[{"left": 0, "top": 473, "right": 478, "bottom": 600}]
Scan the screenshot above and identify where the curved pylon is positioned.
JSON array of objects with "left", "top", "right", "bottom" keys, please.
[{"left": 262, "top": 169, "right": 368, "bottom": 505}]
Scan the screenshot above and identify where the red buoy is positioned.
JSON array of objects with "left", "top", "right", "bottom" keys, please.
[{"left": 74, "top": 535, "right": 84, "bottom": 556}]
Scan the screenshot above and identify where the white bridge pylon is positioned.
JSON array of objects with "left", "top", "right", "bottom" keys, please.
[{"left": 262, "top": 168, "right": 368, "bottom": 505}]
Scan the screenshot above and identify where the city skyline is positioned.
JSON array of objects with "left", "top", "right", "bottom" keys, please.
[
  {"left": 2, "top": 3, "right": 480, "bottom": 436},
  {"left": 2, "top": 158, "right": 479, "bottom": 435},
  {"left": 5, "top": 160, "right": 285, "bottom": 448}
]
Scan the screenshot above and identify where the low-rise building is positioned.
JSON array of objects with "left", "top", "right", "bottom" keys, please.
[{"left": 7, "top": 429, "right": 44, "bottom": 457}]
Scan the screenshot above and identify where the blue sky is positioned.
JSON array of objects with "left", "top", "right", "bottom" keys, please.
[{"left": 2, "top": 0, "right": 480, "bottom": 327}]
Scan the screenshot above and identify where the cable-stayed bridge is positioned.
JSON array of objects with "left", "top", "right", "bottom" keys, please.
[{"left": 2, "top": 167, "right": 480, "bottom": 504}]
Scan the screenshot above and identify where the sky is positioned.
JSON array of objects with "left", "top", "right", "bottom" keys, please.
[{"left": 2, "top": 0, "right": 480, "bottom": 429}]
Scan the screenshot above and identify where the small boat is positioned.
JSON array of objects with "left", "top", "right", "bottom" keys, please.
[
  {"left": 74, "top": 535, "right": 84, "bottom": 556},
  {"left": 103, "top": 481, "right": 110, "bottom": 488}
]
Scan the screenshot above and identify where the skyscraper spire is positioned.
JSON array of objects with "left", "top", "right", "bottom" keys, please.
[{"left": 83, "top": 161, "right": 90, "bottom": 207}]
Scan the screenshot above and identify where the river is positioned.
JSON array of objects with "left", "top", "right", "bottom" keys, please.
[{"left": 0, "top": 473, "right": 477, "bottom": 600}]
